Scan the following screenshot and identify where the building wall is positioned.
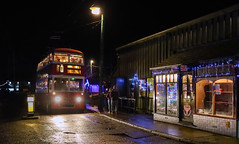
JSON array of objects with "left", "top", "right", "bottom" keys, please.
[
  {"left": 193, "top": 114, "right": 237, "bottom": 137},
  {"left": 116, "top": 4, "right": 239, "bottom": 80},
  {"left": 115, "top": 4, "right": 239, "bottom": 115},
  {"left": 154, "top": 113, "right": 179, "bottom": 124}
]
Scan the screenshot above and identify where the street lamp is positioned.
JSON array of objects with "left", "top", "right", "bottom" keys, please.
[
  {"left": 90, "top": 4, "right": 104, "bottom": 95},
  {"left": 90, "top": 59, "right": 94, "bottom": 76}
]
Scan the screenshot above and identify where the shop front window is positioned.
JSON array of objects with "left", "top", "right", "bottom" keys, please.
[
  {"left": 214, "top": 79, "right": 233, "bottom": 117},
  {"left": 156, "top": 83, "right": 166, "bottom": 114},
  {"left": 196, "top": 78, "right": 233, "bottom": 117},
  {"left": 167, "top": 83, "right": 177, "bottom": 116},
  {"left": 196, "top": 80, "right": 213, "bottom": 114},
  {"left": 155, "top": 74, "right": 178, "bottom": 116}
]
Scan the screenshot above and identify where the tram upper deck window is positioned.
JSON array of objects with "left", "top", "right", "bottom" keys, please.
[
  {"left": 54, "top": 53, "right": 69, "bottom": 62},
  {"left": 70, "top": 54, "right": 83, "bottom": 64}
]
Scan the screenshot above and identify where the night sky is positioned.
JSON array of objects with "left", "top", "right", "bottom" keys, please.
[{"left": 0, "top": 0, "right": 239, "bottom": 82}]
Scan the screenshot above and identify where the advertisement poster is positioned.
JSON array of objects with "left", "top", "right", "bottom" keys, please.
[{"left": 147, "top": 78, "right": 154, "bottom": 98}]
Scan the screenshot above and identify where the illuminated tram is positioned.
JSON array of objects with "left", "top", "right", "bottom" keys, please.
[{"left": 35, "top": 48, "right": 85, "bottom": 113}]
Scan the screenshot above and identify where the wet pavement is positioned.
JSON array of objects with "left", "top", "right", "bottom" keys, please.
[
  {"left": 86, "top": 104, "right": 239, "bottom": 144},
  {"left": 0, "top": 112, "right": 183, "bottom": 144}
]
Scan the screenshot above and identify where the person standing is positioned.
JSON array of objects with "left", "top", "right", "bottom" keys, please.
[
  {"left": 110, "top": 85, "right": 120, "bottom": 114},
  {"left": 105, "top": 88, "right": 112, "bottom": 113}
]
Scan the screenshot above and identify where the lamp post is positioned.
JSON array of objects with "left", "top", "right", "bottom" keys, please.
[
  {"left": 90, "top": 5, "right": 104, "bottom": 95},
  {"left": 90, "top": 59, "right": 94, "bottom": 76}
]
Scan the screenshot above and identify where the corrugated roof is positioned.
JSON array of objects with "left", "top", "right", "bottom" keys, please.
[{"left": 116, "top": 3, "right": 239, "bottom": 51}]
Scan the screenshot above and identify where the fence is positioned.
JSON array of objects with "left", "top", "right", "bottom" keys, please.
[{"left": 118, "top": 97, "right": 136, "bottom": 113}]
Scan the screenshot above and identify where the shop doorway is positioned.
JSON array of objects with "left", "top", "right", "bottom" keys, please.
[{"left": 181, "top": 75, "right": 194, "bottom": 123}]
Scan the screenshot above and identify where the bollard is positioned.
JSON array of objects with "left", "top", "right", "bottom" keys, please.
[
  {"left": 27, "top": 95, "right": 35, "bottom": 115},
  {"left": 22, "top": 94, "right": 39, "bottom": 119}
]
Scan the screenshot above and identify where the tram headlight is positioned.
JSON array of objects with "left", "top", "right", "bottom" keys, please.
[
  {"left": 55, "top": 96, "right": 61, "bottom": 102},
  {"left": 76, "top": 97, "right": 81, "bottom": 102}
]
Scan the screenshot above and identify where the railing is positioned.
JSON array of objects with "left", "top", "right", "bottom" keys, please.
[
  {"left": 118, "top": 97, "right": 136, "bottom": 113},
  {"left": 136, "top": 97, "right": 153, "bottom": 114}
]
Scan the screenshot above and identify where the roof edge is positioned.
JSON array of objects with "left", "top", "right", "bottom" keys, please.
[
  {"left": 54, "top": 48, "right": 83, "bottom": 54},
  {"left": 116, "top": 3, "right": 239, "bottom": 51},
  {"left": 149, "top": 64, "right": 182, "bottom": 70}
]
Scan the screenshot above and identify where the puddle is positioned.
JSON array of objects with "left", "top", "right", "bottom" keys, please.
[
  {"left": 110, "top": 133, "right": 130, "bottom": 137},
  {"left": 63, "top": 132, "right": 76, "bottom": 134}
]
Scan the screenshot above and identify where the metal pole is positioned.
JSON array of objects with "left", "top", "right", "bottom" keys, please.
[
  {"left": 90, "top": 62, "right": 92, "bottom": 76},
  {"left": 99, "top": 13, "right": 104, "bottom": 95}
]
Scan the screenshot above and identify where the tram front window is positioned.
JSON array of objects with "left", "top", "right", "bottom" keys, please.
[
  {"left": 54, "top": 78, "right": 68, "bottom": 91},
  {"left": 70, "top": 78, "right": 83, "bottom": 91}
]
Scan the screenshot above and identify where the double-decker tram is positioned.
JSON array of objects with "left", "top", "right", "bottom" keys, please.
[{"left": 35, "top": 48, "right": 85, "bottom": 113}]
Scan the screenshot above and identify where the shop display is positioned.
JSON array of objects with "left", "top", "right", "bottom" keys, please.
[
  {"left": 167, "top": 83, "right": 177, "bottom": 116},
  {"left": 147, "top": 78, "right": 154, "bottom": 98},
  {"left": 155, "top": 74, "right": 178, "bottom": 116},
  {"left": 156, "top": 83, "right": 166, "bottom": 114},
  {"left": 196, "top": 78, "right": 233, "bottom": 117}
]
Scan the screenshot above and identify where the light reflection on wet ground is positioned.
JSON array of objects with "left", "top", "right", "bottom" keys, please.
[
  {"left": 52, "top": 116, "right": 66, "bottom": 127},
  {"left": 0, "top": 113, "right": 183, "bottom": 144}
]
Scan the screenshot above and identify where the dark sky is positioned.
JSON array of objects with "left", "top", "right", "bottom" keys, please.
[{"left": 0, "top": 0, "right": 239, "bottom": 82}]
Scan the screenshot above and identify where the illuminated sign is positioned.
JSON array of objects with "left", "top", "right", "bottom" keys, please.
[
  {"left": 67, "top": 70, "right": 81, "bottom": 74},
  {"left": 180, "top": 65, "right": 188, "bottom": 72},
  {"left": 67, "top": 65, "right": 80, "bottom": 69},
  {"left": 27, "top": 97, "right": 34, "bottom": 102}
]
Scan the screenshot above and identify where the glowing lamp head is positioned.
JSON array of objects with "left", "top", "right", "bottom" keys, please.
[
  {"left": 90, "top": 60, "right": 94, "bottom": 65},
  {"left": 55, "top": 96, "right": 61, "bottom": 102},
  {"left": 53, "top": 91, "right": 56, "bottom": 95},
  {"left": 90, "top": 6, "right": 100, "bottom": 15},
  {"left": 76, "top": 97, "right": 81, "bottom": 102}
]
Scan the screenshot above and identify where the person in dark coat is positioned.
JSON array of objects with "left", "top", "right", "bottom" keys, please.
[
  {"left": 110, "top": 85, "right": 120, "bottom": 114},
  {"left": 105, "top": 88, "right": 112, "bottom": 113}
]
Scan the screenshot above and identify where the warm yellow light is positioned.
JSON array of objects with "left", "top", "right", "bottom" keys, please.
[
  {"left": 90, "top": 60, "right": 94, "bottom": 65},
  {"left": 90, "top": 7, "right": 100, "bottom": 15},
  {"left": 28, "top": 102, "right": 34, "bottom": 112},
  {"left": 67, "top": 65, "right": 73, "bottom": 68}
]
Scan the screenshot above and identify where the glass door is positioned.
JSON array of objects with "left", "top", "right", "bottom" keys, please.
[{"left": 182, "top": 75, "right": 194, "bottom": 122}]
